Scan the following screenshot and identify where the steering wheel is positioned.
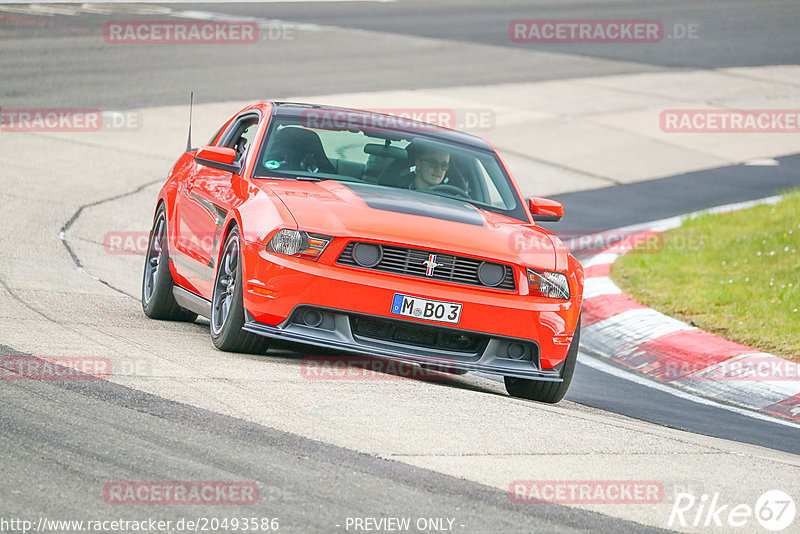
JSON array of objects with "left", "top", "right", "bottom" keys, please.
[
  {"left": 425, "top": 184, "right": 470, "bottom": 199},
  {"left": 299, "top": 153, "right": 320, "bottom": 173}
]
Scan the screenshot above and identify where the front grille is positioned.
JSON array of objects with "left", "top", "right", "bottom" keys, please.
[
  {"left": 337, "top": 242, "right": 516, "bottom": 291},
  {"left": 351, "top": 316, "right": 486, "bottom": 353}
]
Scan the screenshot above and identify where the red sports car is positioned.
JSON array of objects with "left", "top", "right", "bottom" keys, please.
[{"left": 142, "top": 102, "right": 584, "bottom": 402}]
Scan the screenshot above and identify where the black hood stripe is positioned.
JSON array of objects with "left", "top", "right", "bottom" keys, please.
[{"left": 343, "top": 182, "right": 485, "bottom": 227}]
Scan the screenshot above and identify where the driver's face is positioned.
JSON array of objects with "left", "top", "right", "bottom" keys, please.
[{"left": 415, "top": 149, "right": 450, "bottom": 188}]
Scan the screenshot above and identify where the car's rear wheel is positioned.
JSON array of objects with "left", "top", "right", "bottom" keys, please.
[
  {"left": 210, "top": 227, "right": 270, "bottom": 354},
  {"left": 504, "top": 315, "right": 580, "bottom": 404},
  {"left": 141, "top": 205, "right": 198, "bottom": 322}
]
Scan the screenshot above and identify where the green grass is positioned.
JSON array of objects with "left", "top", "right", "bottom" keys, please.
[{"left": 611, "top": 190, "right": 800, "bottom": 362}]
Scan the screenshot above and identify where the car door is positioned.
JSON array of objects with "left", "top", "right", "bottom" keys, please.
[{"left": 174, "top": 113, "right": 260, "bottom": 298}]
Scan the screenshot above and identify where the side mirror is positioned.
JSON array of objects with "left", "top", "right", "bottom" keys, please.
[
  {"left": 194, "top": 146, "right": 240, "bottom": 174},
  {"left": 528, "top": 197, "right": 564, "bottom": 223}
]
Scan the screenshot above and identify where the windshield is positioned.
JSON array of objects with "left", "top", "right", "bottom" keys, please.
[{"left": 253, "top": 115, "right": 527, "bottom": 221}]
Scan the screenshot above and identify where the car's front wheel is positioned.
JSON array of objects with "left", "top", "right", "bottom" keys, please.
[
  {"left": 210, "top": 227, "right": 271, "bottom": 354},
  {"left": 504, "top": 316, "right": 580, "bottom": 403}
]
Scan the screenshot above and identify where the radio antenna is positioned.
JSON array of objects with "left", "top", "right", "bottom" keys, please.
[{"left": 185, "top": 91, "right": 194, "bottom": 152}]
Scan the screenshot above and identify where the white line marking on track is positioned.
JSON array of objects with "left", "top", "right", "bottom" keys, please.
[{"left": 578, "top": 352, "right": 800, "bottom": 429}]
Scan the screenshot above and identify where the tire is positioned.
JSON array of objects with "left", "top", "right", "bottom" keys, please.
[
  {"left": 210, "top": 227, "right": 270, "bottom": 354},
  {"left": 141, "top": 205, "right": 198, "bottom": 322},
  {"left": 504, "top": 315, "right": 581, "bottom": 404}
]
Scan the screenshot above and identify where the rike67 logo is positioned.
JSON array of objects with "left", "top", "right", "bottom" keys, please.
[{"left": 669, "top": 490, "right": 796, "bottom": 531}]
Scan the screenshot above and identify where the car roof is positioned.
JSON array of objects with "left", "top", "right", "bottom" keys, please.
[{"left": 268, "top": 102, "right": 494, "bottom": 152}]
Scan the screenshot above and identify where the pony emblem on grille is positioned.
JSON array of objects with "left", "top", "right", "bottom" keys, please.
[{"left": 423, "top": 254, "right": 442, "bottom": 276}]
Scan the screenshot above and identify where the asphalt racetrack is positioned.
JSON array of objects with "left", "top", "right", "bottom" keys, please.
[{"left": 1, "top": 2, "right": 799, "bottom": 533}]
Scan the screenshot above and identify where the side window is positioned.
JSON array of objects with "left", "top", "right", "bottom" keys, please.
[
  {"left": 477, "top": 161, "right": 503, "bottom": 206},
  {"left": 222, "top": 115, "right": 259, "bottom": 163}
]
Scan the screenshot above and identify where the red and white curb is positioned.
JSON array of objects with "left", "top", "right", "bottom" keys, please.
[{"left": 578, "top": 196, "right": 800, "bottom": 423}]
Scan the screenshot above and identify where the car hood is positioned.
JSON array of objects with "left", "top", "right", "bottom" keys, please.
[{"left": 258, "top": 179, "right": 563, "bottom": 270}]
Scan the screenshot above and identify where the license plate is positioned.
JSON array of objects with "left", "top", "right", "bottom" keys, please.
[{"left": 390, "top": 293, "right": 462, "bottom": 324}]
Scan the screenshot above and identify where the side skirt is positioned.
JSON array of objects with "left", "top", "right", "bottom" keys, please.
[{"left": 173, "top": 286, "right": 212, "bottom": 319}]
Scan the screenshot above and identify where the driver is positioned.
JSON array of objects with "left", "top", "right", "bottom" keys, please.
[{"left": 410, "top": 146, "right": 450, "bottom": 190}]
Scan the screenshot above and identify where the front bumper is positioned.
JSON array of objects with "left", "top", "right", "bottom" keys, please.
[
  {"left": 243, "top": 306, "right": 563, "bottom": 381},
  {"left": 241, "top": 240, "right": 581, "bottom": 372}
]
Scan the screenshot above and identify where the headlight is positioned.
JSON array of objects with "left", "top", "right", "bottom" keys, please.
[
  {"left": 267, "top": 229, "right": 332, "bottom": 260},
  {"left": 526, "top": 269, "right": 570, "bottom": 299}
]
